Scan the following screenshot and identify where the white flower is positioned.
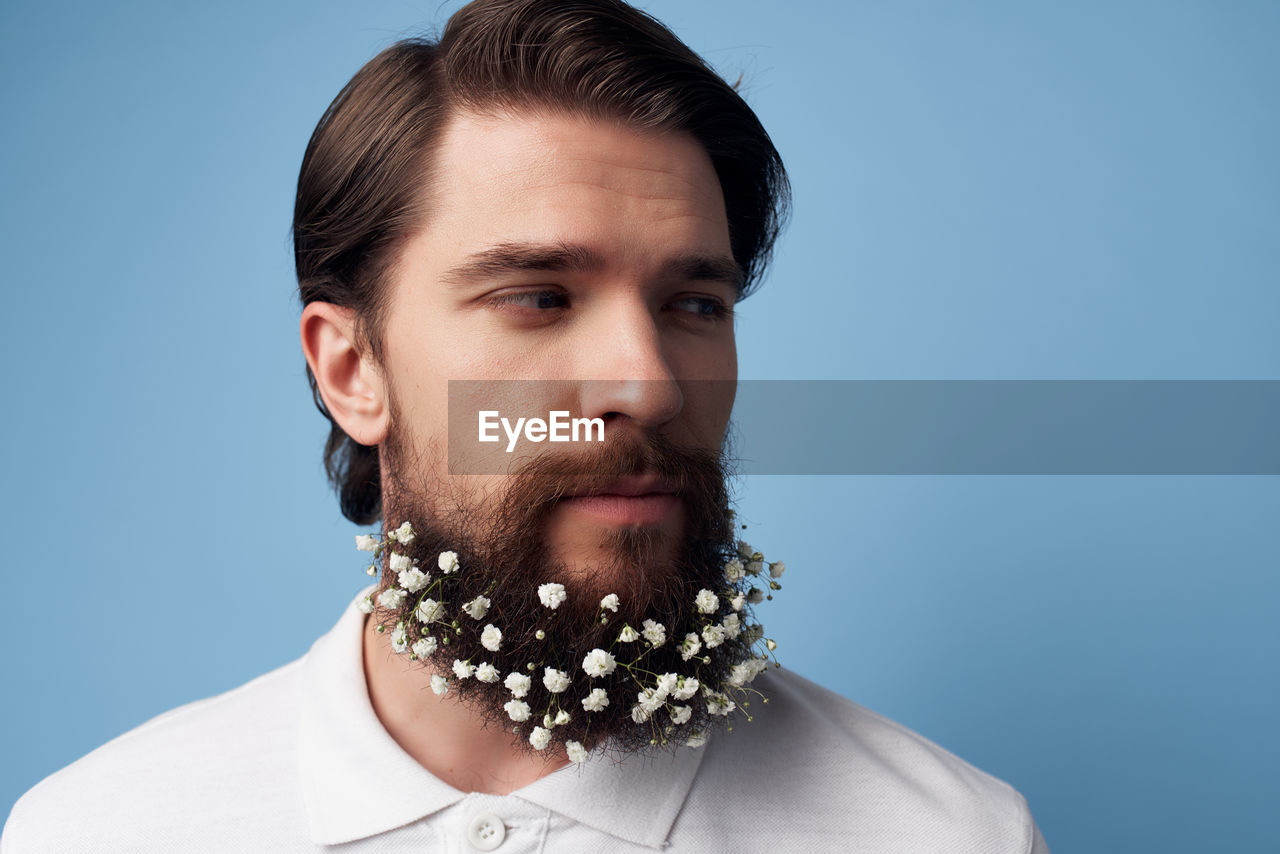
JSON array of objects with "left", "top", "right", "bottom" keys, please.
[
  {"left": 582, "top": 648, "right": 617, "bottom": 678},
  {"left": 686, "top": 730, "right": 708, "bottom": 749},
  {"left": 637, "top": 687, "right": 664, "bottom": 714},
  {"left": 599, "top": 593, "right": 619, "bottom": 612},
  {"left": 766, "top": 638, "right": 778, "bottom": 652},
  {"left": 721, "top": 613, "right": 741, "bottom": 639},
  {"left": 736, "top": 540, "right": 754, "bottom": 560},
  {"left": 415, "top": 598, "right": 444, "bottom": 624},
  {"left": 390, "top": 621, "right": 409, "bottom": 653},
  {"left": 630, "top": 704, "right": 652, "bottom": 723},
  {"left": 680, "top": 633, "right": 702, "bottom": 661},
  {"left": 504, "top": 699, "right": 531, "bottom": 721},
  {"left": 705, "top": 689, "right": 735, "bottom": 716},
  {"left": 505, "top": 672, "right": 531, "bottom": 698},
  {"left": 388, "top": 552, "right": 412, "bottom": 573},
  {"left": 452, "top": 659, "right": 476, "bottom": 679},
  {"left": 462, "top": 595, "right": 490, "bottom": 620},
  {"left": 553, "top": 709, "right": 570, "bottom": 727},
  {"left": 437, "top": 550, "right": 459, "bottom": 573},
  {"left": 701, "top": 624, "right": 727, "bottom": 648},
  {"left": 641, "top": 619, "right": 667, "bottom": 647},
  {"left": 357, "top": 594, "right": 374, "bottom": 614},
  {"left": 727, "top": 657, "right": 768, "bottom": 688},
  {"left": 355, "top": 534, "right": 379, "bottom": 552},
  {"left": 656, "top": 672, "right": 679, "bottom": 698},
  {"left": 746, "top": 560, "right": 764, "bottom": 576},
  {"left": 672, "top": 676, "right": 699, "bottom": 701},
  {"left": 543, "top": 666, "right": 570, "bottom": 693},
  {"left": 617, "top": 625, "right": 639, "bottom": 643},
  {"left": 480, "top": 624, "right": 502, "bottom": 652},
  {"left": 430, "top": 674, "right": 448, "bottom": 696},
  {"left": 378, "top": 587, "right": 407, "bottom": 609},
  {"left": 566, "top": 740, "right": 589, "bottom": 764},
  {"left": 392, "top": 521, "right": 415, "bottom": 545},
  {"left": 747, "top": 587, "right": 765, "bottom": 604},
  {"left": 770, "top": 560, "right": 786, "bottom": 579},
  {"left": 741, "top": 623, "right": 764, "bottom": 645},
  {"left": 529, "top": 726, "right": 552, "bottom": 750},
  {"left": 694, "top": 589, "right": 718, "bottom": 615},
  {"left": 723, "top": 559, "right": 744, "bottom": 582},
  {"left": 669, "top": 705, "right": 692, "bottom": 725},
  {"left": 411, "top": 637, "right": 437, "bottom": 659},
  {"left": 537, "top": 582, "right": 567, "bottom": 610},
  {"left": 397, "top": 567, "right": 428, "bottom": 593},
  {"left": 475, "top": 662, "right": 499, "bottom": 683},
  {"left": 729, "top": 593, "right": 746, "bottom": 612},
  {"left": 581, "top": 688, "right": 610, "bottom": 712}
]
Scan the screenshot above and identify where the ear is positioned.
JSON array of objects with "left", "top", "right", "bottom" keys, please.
[{"left": 300, "top": 302, "right": 389, "bottom": 447}]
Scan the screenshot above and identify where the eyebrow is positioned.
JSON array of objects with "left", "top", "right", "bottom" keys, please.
[{"left": 441, "top": 241, "right": 745, "bottom": 295}]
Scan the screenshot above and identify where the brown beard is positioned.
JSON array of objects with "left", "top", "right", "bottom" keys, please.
[{"left": 369, "top": 423, "right": 755, "bottom": 754}]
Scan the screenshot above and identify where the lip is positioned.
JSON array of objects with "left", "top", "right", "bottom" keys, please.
[{"left": 559, "top": 476, "right": 681, "bottom": 524}]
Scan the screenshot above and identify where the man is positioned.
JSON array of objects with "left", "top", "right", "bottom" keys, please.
[{"left": 3, "top": 1, "right": 1049, "bottom": 851}]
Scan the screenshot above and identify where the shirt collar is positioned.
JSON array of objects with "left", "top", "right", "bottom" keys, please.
[{"left": 298, "top": 586, "right": 706, "bottom": 848}]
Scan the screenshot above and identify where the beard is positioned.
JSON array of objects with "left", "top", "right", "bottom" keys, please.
[{"left": 366, "top": 420, "right": 766, "bottom": 756}]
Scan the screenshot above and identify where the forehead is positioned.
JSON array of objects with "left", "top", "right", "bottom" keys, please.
[{"left": 417, "top": 108, "right": 731, "bottom": 260}]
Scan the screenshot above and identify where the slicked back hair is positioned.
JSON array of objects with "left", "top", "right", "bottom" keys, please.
[{"left": 295, "top": 0, "right": 790, "bottom": 525}]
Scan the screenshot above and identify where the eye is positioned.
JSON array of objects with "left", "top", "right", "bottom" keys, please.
[
  {"left": 486, "top": 289, "right": 569, "bottom": 311},
  {"left": 667, "top": 295, "right": 733, "bottom": 321}
]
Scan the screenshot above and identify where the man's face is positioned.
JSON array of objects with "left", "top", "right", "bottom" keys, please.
[{"left": 377, "top": 109, "right": 739, "bottom": 583}]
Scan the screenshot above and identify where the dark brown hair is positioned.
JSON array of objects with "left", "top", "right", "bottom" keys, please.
[{"left": 295, "top": 0, "right": 790, "bottom": 525}]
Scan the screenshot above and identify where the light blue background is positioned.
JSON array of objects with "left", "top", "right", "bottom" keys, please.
[{"left": 2, "top": 2, "right": 1277, "bottom": 851}]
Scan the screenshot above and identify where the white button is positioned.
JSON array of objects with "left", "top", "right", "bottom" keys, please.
[{"left": 467, "top": 812, "right": 506, "bottom": 851}]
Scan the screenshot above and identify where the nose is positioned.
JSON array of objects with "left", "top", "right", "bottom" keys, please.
[{"left": 576, "top": 299, "right": 683, "bottom": 430}]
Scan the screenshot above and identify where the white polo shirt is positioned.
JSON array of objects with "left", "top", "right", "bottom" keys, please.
[{"left": 3, "top": 588, "right": 1050, "bottom": 853}]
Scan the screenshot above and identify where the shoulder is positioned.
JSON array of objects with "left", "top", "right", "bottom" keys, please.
[
  {"left": 2, "top": 657, "right": 306, "bottom": 853},
  {"left": 687, "top": 667, "right": 1043, "bottom": 853}
]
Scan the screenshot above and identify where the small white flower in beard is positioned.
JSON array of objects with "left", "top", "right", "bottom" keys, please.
[
  {"left": 581, "top": 688, "right": 609, "bottom": 712},
  {"left": 378, "top": 588, "right": 407, "bottom": 609},
  {"left": 566, "top": 740, "right": 589, "bottom": 764},
  {"left": 437, "top": 550, "right": 459, "bottom": 573},
  {"left": 504, "top": 699, "right": 531, "bottom": 722},
  {"left": 617, "top": 625, "right": 639, "bottom": 643},
  {"left": 721, "top": 613, "right": 741, "bottom": 639},
  {"left": 630, "top": 704, "right": 652, "bottom": 724},
  {"left": 430, "top": 674, "right": 448, "bottom": 696},
  {"left": 729, "top": 593, "right": 746, "bottom": 612},
  {"left": 529, "top": 726, "right": 552, "bottom": 750},
  {"left": 704, "top": 689, "right": 735, "bottom": 716},
  {"left": 452, "top": 659, "right": 476, "bottom": 679},
  {"left": 746, "top": 559, "right": 764, "bottom": 577},
  {"left": 542, "top": 667, "right": 570, "bottom": 693},
  {"left": 685, "top": 731, "right": 708, "bottom": 749},
  {"left": 475, "top": 662, "right": 499, "bottom": 683},
  {"left": 599, "top": 593, "right": 620, "bottom": 612},
  {"left": 505, "top": 672, "right": 531, "bottom": 698},
  {"left": 388, "top": 552, "right": 412, "bottom": 573},
  {"left": 581, "top": 648, "right": 616, "bottom": 678},
  {"left": 357, "top": 594, "right": 374, "bottom": 614},
  {"left": 462, "top": 595, "right": 490, "bottom": 620},
  {"left": 397, "top": 568, "right": 428, "bottom": 593},
  {"left": 390, "top": 621, "right": 409, "bottom": 653},
  {"left": 637, "top": 687, "right": 665, "bottom": 713},
  {"left": 701, "top": 624, "right": 727, "bottom": 648},
  {"left": 537, "top": 582, "right": 567, "bottom": 610},
  {"left": 723, "top": 559, "right": 744, "bottom": 582},
  {"left": 694, "top": 589, "right": 718, "bottom": 615},
  {"left": 672, "top": 676, "right": 699, "bottom": 701},
  {"left": 391, "top": 521, "right": 415, "bottom": 545},
  {"left": 415, "top": 598, "right": 444, "bottom": 624},
  {"left": 641, "top": 619, "right": 667, "bottom": 647},
  {"left": 355, "top": 534, "right": 379, "bottom": 552},
  {"left": 553, "top": 709, "right": 570, "bottom": 726},
  {"left": 736, "top": 540, "right": 754, "bottom": 560},
  {"left": 770, "top": 561, "right": 786, "bottom": 579},
  {"left": 656, "top": 673, "right": 679, "bottom": 698},
  {"left": 480, "top": 624, "right": 502, "bottom": 652},
  {"left": 669, "top": 705, "right": 692, "bottom": 725},
  {"left": 680, "top": 633, "right": 702, "bottom": 661},
  {"left": 747, "top": 587, "right": 765, "bottom": 604},
  {"left": 411, "top": 637, "right": 437, "bottom": 659}
]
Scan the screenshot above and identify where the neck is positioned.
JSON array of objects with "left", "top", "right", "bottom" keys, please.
[{"left": 361, "top": 613, "right": 570, "bottom": 794}]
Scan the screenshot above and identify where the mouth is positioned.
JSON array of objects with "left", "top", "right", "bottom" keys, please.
[{"left": 558, "top": 476, "right": 681, "bottom": 525}]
